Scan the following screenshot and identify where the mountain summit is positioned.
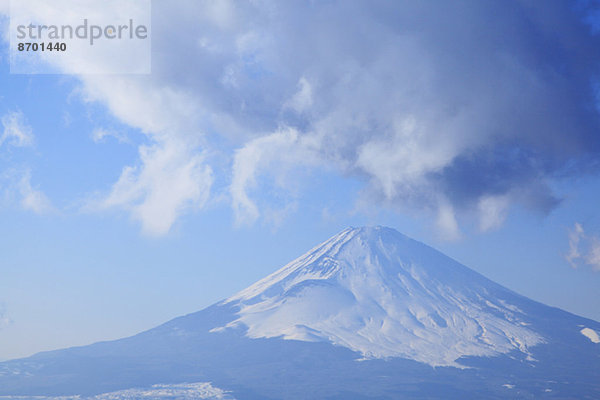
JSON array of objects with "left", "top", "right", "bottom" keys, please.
[
  {"left": 0, "top": 227, "right": 598, "bottom": 399},
  {"left": 218, "top": 226, "right": 542, "bottom": 366}
]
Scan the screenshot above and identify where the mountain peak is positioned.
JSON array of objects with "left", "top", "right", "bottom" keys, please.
[
  {"left": 2, "top": 226, "right": 598, "bottom": 398},
  {"left": 331, "top": 225, "right": 409, "bottom": 242},
  {"left": 218, "top": 226, "right": 544, "bottom": 367}
]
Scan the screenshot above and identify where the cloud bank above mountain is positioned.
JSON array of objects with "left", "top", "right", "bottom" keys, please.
[{"left": 3, "top": 0, "right": 600, "bottom": 235}]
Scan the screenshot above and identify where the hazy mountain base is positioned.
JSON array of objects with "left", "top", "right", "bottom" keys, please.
[{"left": 0, "top": 303, "right": 598, "bottom": 400}]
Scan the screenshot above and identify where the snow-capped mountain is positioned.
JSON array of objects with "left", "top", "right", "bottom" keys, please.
[
  {"left": 0, "top": 227, "right": 598, "bottom": 399},
  {"left": 217, "top": 227, "right": 542, "bottom": 366}
]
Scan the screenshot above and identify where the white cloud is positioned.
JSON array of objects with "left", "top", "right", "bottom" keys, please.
[
  {"left": 18, "top": 171, "right": 54, "bottom": 214},
  {"left": 1, "top": 111, "right": 34, "bottom": 147},
  {"left": 436, "top": 202, "right": 461, "bottom": 241},
  {"left": 1, "top": 2, "right": 218, "bottom": 235},
  {"left": 0, "top": 170, "right": 52, "bottom": 214},
  {"left": 0, "top": 2, "right": 7, "bottom": 49},
  {"left": 284, "top": 77, "right": 313, "bottom": 113},
  {"left": 231, "top": 127, "right": 321, "bottom": 226},
  {"left": 567, "top": 222, "right": 585, "bottom": 268},
  {"left": 0, "top": 109, "right": 52, "bottom": 214},
  {"left": 356, "top": 115, "right": 458, "bottom": 200},
  {"left": 0, "top": 111, "right": 52, "bottom": 214},
  {"left": 74, "top": 74, "right": 215, "bottom": 235},
  {"left": 91, "top": 128, "right": 129, "bottom": 144},
  {"left": 566, "top": 223, "right": 600, "bottom": 272},
  {"left": 478, "top": 195, "right": 510, "bottom": 232},
  {"left": 98, "top": 138, "right": 213, "bottom": 235},
  {"left": 585, "top": 237, "right": 600, "bottom": 272},
  {"left": 91, "top": 128, "right": 110, "bottom": 143},
  {"left": 8, "top": 0, "right": 150, "bottom": 74},
  {"left": 78, "top": 76, "right": 203, "bottom": 141},
  {"left": 3, "top": 1, "right": 600, "bottom": 236}
]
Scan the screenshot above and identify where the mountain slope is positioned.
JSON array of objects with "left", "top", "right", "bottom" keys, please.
[
  {"left": 217, "top": 227, "right": 542, "bottom": 366},
  {"left": 0, "top": 226, "right": 598, "bottom": 399}
]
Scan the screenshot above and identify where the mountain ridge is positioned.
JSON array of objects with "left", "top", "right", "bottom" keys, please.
[
  {"left": 213, "top": 226, "right": 545, "bottom": 366},
  {"left": 0, "top": 226, "right": 598, "bottom": 399}
]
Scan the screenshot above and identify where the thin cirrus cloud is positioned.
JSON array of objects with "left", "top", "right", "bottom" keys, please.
[
  {"left": 17, "top": 170, "right": 54, "bottom": 215},
  {"left": 0, "top": 111, "right": 53, "bottom": 214},
  {"left": 0, "top": 169, "right": 54, "bottom": 216},
  {"left": 567, "top": 222, "right": 600, "bottom": 272},
  {"left": 0, "top": 307, "right": 10, "bottom": 330},
  {"left": 1, "top": 111, "right": 34, "bottom": 148},
  {"left": 91, "top": 128, "right": 130, "bottom": 144},
  {"left": 3, "top": 1, "right": 600, "bottom": 235},
  {"left": 0, "top": 169, "right": 54, "bottom": 215}
]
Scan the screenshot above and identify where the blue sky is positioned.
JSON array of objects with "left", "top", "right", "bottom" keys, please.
[{"left": 0, "top": 0, "right": 600, "bottom": 361}]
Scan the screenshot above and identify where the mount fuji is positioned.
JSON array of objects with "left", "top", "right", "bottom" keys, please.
[{"left": 0, "top": 226, "right": 598, "bottom": 399}]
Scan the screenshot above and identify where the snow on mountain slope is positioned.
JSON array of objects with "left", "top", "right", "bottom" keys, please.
[
  {"left": 580, "top": 327, "right": 600, "bottom": 343},
  {"left": 0, "top": 226, "right": 598, "bottom": 399},
  {"left": 0, "top": 382, "right": 234, "bottom": 400},
  {"left": 215, "top": 226, "right": 544, "bottom": 367},
  {"left": 83, "top": 382, "right": 234, "bottom": 400}
]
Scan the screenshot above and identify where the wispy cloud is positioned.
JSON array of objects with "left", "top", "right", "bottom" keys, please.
[
  {"left": 0, "top": 111, "right": 52, "bottom": 215},
  {"left": 18, "top": 171, "right": 54, "bottom": 215},
  {"left": 567, "top": 222, "right": 585, "bottom": 267},
  {"left": 231, "top": 127, "right": 320, "bottom": 226},
  {"left": 0, "top": 170, "right": 54, "bottom": 215},
  {"left": 91, "top": 128, "right": 129, "bottom": 144},
  {"left": 283, "top": 77, "right": 313, "bottom": 114},
  {"left": 1, "top": 111, "right": 34, "bottom": 148},
  {"left": 0, "top": 305, "right": 11, "bottom": 330},
  {"left": 436, "top": 202, "right": 461, "bottom": 241},
  {"left": 94, "top": 139, "right": 213, "bottom": 236},
  {"left": 566, "top": 223, "right": 600, "bottom": 272},
  {"left": 478, "top": 195, "right": 510, "bottom": 233},
  {"left": 585, "top": 237, "right": 600, "bottom": 271}
]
